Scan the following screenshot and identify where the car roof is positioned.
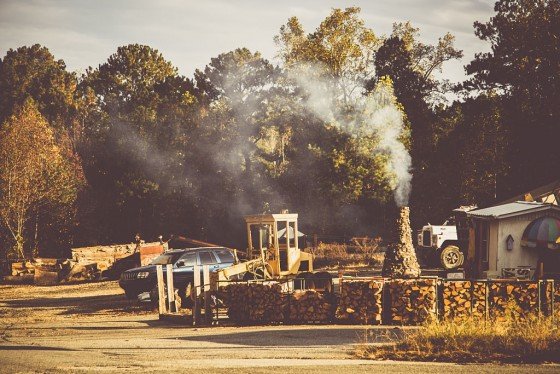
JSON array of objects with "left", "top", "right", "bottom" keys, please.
[{"left": 165, "top": 246, "right": 230, "bottom": 253}]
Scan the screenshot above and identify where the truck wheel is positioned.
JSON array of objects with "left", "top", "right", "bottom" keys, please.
[
  {"left": 440, "top": 245, "right": 464, "bottom": 270},
  {"left": 124, "top": 289, "right": 139, "bottom": 300}
]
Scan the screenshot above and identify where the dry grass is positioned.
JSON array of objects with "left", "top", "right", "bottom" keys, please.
[
  {"left": 311, "top": 238, "right": 384, "bottom": 269},
  {"left": 356, "top": 316, "right": 560, "bottom": 363}
]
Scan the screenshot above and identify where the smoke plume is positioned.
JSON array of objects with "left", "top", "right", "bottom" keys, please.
[{"left": 288, "top": 63, "right": 412, "bottom": 206}]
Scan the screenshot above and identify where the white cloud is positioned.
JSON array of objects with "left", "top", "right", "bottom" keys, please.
[{"left": 0, "top": 0, "right": 495, "bottom": 83}]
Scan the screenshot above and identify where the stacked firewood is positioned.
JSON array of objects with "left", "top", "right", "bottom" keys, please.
[
  {"left": 554, "top": 282, "right": 560, "bottom": 319},
  {"left": 388, "top": 278, "right": 437, "bottom": 325},
  {"left": 471, "top": 281, "right": 488, "bottom": 317},
  {"left": 489, "top": 282, "right": 539, "bottom": 321},
  {"left": 287, "top": 290, "right": 334, "bottom": 323},
  {"left": 335, "top": 279, "right": 383, "bottom": 324},
  {"left": 221, "top": 283, "right": 284, "bottom": 324},
  {"left": 442, "top": 280, "right": 473, "bottom": 321}
]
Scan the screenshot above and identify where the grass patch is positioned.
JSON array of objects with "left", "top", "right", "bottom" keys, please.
[
  {"left": 356, "top": 317, "right": 560, "bottom": 363},
  {"left": 312, "top": 238, "right": 384, "bottom": 269}
]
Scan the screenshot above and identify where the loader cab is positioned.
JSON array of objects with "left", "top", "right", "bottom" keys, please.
[{"left": 244, "top": 212, "right": 312, "bottom": 277}]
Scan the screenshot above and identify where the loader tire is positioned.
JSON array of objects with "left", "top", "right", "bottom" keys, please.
[{"left": 440, "top": 245, "right": 464, "bottom": 270}]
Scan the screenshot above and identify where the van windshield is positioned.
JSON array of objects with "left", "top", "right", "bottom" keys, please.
[{"left": 150, "top": 253, "right": 183, "bottom": 265}]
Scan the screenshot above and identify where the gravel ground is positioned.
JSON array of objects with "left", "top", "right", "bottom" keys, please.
[{"left": 1, "top": 281, "right": 559, "bottom": 373}]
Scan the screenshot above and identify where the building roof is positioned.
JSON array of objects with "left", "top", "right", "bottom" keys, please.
[{"left": 467, "top": 201, "right": 560, "bottom": 220}]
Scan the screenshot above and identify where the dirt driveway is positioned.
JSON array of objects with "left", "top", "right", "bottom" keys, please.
[{"left": 0, "top": 282, "right": 558, "bottom": 373}]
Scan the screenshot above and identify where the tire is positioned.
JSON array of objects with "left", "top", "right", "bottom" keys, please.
[
  {"left": 124, "top": 289, "right": 139, "bottom": 300},
  {"left": 440, "top": 245, "right": 464, "bottom": 270},
  {"left": 295, "top": 271, "right": 314, "bottom": 290},
  {"left": 312, "top": 271, "right": 333, "bottom": 292}
]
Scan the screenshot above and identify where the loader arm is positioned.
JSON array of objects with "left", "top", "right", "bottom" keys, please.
[{"left": 217, "top": 258, "right": 266, "bottom": 281}]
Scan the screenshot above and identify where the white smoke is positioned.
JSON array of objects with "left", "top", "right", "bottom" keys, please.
[{"left": 289, "top": 63, "right": 412, "bottom": 206}]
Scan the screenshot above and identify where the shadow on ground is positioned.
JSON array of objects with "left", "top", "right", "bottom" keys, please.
[
  {"left": 2, "top": 294, "right": 155, "bottom": 315},
  {"left": 171, "top": 326, "right": 404, "bottom": 347}
]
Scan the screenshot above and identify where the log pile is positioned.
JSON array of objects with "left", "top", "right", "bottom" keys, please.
[
  {"left": 221, "top": 283, "right": 284, "bottom": 324},
  {"left": 10, "top": 261, "right": 35, "bottom": 276},
  {"left": 287, "top": 290, "right": 334, "bottom": 323},
  {"left": 489, "top": 281, "right": 539, "bottom": 321},
  {"left": 33, "top": 258, "right": 62, "bottom": 286},
  {"left": 335, "top": 279, "right": 383, "bottom": 324},
  {"left": 388, "top": 278, "right": 437, "bottom": 325}
]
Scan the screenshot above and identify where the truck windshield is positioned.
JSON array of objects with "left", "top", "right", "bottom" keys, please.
[{"left": 150, "top": 253, "right": 182, "bottom": 265}]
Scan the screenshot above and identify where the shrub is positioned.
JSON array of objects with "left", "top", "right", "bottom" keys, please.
[{"left": 356, "top": 316, "right": 560, "bottom": 363}]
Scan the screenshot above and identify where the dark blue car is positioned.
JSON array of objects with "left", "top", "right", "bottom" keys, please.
[{"left": 119, "top": 247, "right": 236, "bottom": 300}]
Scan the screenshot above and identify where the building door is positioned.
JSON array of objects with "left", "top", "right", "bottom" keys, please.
[{"left": 475, "top": 221, "right": 489, "bottom": 276}]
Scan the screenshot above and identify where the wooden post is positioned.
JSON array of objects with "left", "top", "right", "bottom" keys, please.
[
  {"left": 156, "top": 265, "right": 166, "bottom": 315},
  {"left": 165, "top": 263, "right": 176, "bottom": 313},
  {"left": 313, "top": 234, "right": 318, "bottom": 252},
  {"left": 193, "top": 264, "right": 201, "bottom": 325},
  {"left": 203, "top": 265, "right": 211, "bottom": 324}
]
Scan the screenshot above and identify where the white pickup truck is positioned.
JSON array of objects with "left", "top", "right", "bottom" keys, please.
[{"left": 417, "top": 220, "right": 463, "bottom": 270}]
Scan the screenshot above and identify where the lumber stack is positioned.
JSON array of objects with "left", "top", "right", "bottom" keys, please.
[
  {"left": 388, "top": 278, "right": 437, "bottom": 325},
  {"left": 71, "top": 242, "right": 164, "bottom": 275},
  {"left": 335, "top": 279, "right": 383, "bottom": 324},
  {"left": 287, "top": 290, "right": 334, "bottom": 323},
  {"left": 489, "top": 282, "right": 539, "bottom": 321},
  {"left": 221, "top": 283, "right": 284, "bottom": 324}
]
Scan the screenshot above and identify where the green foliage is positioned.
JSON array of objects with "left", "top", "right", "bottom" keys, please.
[
  {"left": 0, "top": 44, "right": 79, "bottom": 130},
  {"left": 1, "top": 2, "right": 557, "bottom": 253},
  {"left": 463, "top": 0, "right": 560, "bottom": 197}
]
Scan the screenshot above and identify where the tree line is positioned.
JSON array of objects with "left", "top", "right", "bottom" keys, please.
[{"left": 0, "top": 1, "right": 558, "bottom": 259}]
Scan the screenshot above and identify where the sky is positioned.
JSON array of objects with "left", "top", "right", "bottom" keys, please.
[{"left": 0, "top": 0, "right": 495, "bottom": 84}]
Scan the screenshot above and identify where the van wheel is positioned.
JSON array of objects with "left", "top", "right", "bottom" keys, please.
[{"left": 440, "top": 245, "right": 464, "bottom": 270}]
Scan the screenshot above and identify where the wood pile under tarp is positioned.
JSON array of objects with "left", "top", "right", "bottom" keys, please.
[
  {"left": 287, "top": 290, "right": 335, "bottom": 323},
  {"left": 335, "top": 279, "right": 383, "bottom": 324},
  {"left": 220, "top": 282, "right": 284, "bottom": 324},
  {"left": 388, "top": 278, "right": 437, "bottom": 325}
]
